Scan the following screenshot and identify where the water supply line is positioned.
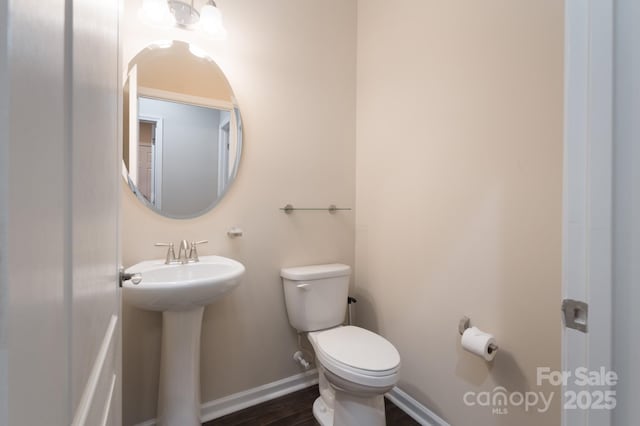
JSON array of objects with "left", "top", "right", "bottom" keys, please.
[
  {"left": 347, "top": 296, "right": 357, "bottom": 325},
  {"left": 293, "top": 351, "right": 311, "bottom": 369},
  {"left": 293, "top": 333, "right": 314, "bottom": 369}
]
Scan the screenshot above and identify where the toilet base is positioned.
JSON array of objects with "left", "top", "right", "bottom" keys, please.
[
  {"left": 333, "top": 389, "right": 386, "bottom": 426},
  {"left": 313, "top": 392, "right": 387, "bottom": 426},
  {"left": 313, "top": 396, "right": 333, "bottom": 426}
]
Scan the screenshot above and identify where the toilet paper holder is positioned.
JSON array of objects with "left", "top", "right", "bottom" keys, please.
[{"left": 458, "top": 316, "right": 499, "bottom": 354}]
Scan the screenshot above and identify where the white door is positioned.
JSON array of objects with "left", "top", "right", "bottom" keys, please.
[
  {"left": 563, "top": 1, "right": 614, "bottom": 426},
  {"left": 611, "top": 0, "right": 640, "bottom": 424},
  {"left": 0, "top": 0, "right": 121, "bottom": 425},
  {"left": 69, "top": 0, "right": 121, "bottom": 424}
]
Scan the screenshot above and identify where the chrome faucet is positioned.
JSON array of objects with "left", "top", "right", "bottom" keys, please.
[
  {"left": 155, "top": 240, "right": 208, "bottom": 264},
  {"left": 178, "top": 239, "right": 190, "bottom": 264}
]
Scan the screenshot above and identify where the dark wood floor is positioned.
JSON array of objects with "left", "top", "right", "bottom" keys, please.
[{"left": 205, "top": 386, "right": 419, "bottom": 426}]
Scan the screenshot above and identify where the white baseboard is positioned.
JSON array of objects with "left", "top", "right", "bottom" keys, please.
[
  {"left": 135, "top": 370, "right": 449, "bottom": 426},
  {"left": 134, "top": 369, "right": 319, "bottom": 426},
  {"left": 200, "top": 369, "right": 319, "bottom": 422},
  {"left": 386, "top": 387, "right": 449, "bottom": 426}
]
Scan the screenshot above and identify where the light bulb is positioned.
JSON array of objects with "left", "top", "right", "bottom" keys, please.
[
  {"left": 139, "top": 0, "right": 176, "bottom": 27},
  {"left": 198, "top": 3, "right": 227, "bottom": 40}
]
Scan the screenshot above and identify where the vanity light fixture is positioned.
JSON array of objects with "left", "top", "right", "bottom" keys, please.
[
  {"left": 139, "top": 0, "right": 176, "bottom": 27},
  {"left": 140, "top": 0, "right": 228, "bottom": 40},
  {"left": 197, "top": 1, "right": 228, "bottom": 39}
]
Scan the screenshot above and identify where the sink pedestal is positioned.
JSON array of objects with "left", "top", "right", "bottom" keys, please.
[
  {"left": 123, "top": 256, "right": 245, "bottom": 425},
  {"left": 157, "top": 307, "right": 205, "bottom": 426}
]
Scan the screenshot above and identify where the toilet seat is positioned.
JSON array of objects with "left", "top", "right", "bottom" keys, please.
[{"left": 309, "top": 326, "right": 400, "bottom": 388}]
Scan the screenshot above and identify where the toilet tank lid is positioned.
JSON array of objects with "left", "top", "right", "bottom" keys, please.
[{"left": 280, "top": 264, "right": 351, "bottom": 280}]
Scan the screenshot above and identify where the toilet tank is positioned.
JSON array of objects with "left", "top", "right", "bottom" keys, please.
[{"left": 281, "top": 264, "right": 351, "bottom": 332}]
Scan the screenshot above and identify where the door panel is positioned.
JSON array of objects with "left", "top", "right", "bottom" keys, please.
[
  {"left": 613, "top": 0, "right": 640, "bottom": 423},
  {"left": 563, "top": 1, "right": 613, "bottom": 425},
  {"left": 4, "top": 0, "right": 69, "bottom": 424},
  {"left": 70, "top": 0, "right": 120, "bottom": 424},
  {"left": 71, "top": 315, "right": 118, "bottom": 426}
]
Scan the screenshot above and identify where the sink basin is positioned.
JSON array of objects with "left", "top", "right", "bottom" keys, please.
[
  {"left": 122, "top": 255, "right": 245, "bottom": 425},
  {"left": 123, "top": 255, "right": 245, "bottom": 311}
]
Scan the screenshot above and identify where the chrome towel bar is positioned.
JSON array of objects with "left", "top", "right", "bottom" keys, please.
[{"left": 280, "top": 204, "right": 352, "bottom": 214}]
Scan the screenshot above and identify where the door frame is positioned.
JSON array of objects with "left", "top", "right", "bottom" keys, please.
[
  {"left": 217, "top": 117, "right": 230, "bottom": 197},
  {"left": 138, "top": 114, "right": 163, "bottom": 208},
  {"left": 562, "top": 1, "right": 613, "bottom": 425}
]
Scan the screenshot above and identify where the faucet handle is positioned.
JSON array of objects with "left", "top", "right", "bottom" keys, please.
[
  {"left": 154, "top": 242, "right": 176, "bottom": 264},
  {"left": 189, "top": 240, "right": 208, "bottom": 262}
]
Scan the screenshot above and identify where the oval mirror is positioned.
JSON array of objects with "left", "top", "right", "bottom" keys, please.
[{"left": 122, "top": 40, "right": 242, "bottom": 219}]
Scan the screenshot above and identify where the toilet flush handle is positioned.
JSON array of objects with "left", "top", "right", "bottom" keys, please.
[{"left": 296, "top": 283, "right": 311, "bottom": 291}]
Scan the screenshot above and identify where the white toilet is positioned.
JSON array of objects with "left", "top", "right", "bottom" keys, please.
[{"left": 281, "top": 264, "right": 400, "bottom": 426}]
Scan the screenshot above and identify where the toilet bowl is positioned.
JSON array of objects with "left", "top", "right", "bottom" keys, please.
[
  {"left": 308, "top": 326, "right": 400, "bottom": 426},
  {"left": 280, "top": 264, "right": 401, "bottom": 426}
]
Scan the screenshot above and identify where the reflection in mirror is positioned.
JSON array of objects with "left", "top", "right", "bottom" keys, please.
[{"left": 123, "top": 40, "right": 242, "bottom": 219}]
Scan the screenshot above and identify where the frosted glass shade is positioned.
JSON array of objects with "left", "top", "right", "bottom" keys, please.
[
  {"left": 198, "top": 4, "right": 228, "bottom": 39},
  {"left": 139, "top": 0, "right": 176, "bottom": 27}
]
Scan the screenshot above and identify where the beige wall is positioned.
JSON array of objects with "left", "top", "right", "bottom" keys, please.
[
  {"left": 120, "top": 1, "right": 357, "bottom": 424},
  {"left": 355, "top": 1, "right": 563, "bottom": 425}
]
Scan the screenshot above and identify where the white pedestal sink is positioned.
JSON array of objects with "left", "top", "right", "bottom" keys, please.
[{"left": 123, "top": 256, "right": 245, "bottom": 426}]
